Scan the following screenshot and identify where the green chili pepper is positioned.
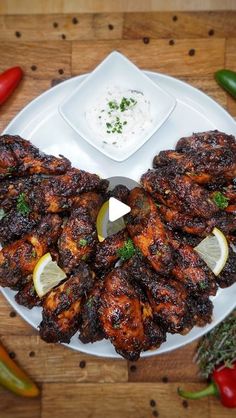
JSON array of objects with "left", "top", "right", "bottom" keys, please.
[{"left": 215, "top": 69, "right": 236, "bottom": 99}]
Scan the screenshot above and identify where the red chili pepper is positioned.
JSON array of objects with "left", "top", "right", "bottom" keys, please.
[
  {"left": 178, "top": 361, "right": 236, "bottom": 408},
  {"left": 0, "top": 66, "right": 23, "bottom": 105}
]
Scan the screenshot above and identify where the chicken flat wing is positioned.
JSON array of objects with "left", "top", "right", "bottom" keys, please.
[
  {"left": 176, "top": 130, "right": 236, "bottom": 153},
  {"left": 39, "top": 262, "right": 95, "bottom": 343},
  {"left": 153, "top": 148, "right": 236, "bottom": 184},
  {"left": 127, "top": 256, "right": 192, "bottom": 334},
  {"left": 71, "top": 192, "right": 104, "bottom": 221},
  {"left": 0, "top": 134, "right": 71, "bottom": 178},
  {"left": 141, "top": 168, "right": 218, "bottom": 219},
  {"left": 126, "top": 187, "right": 174, "bottom": 275},
  {"left": 94, "top": 229, "right": 129, "bottom": 272},
  {"left": 0, "top": 214, "right": 62, "bottom": 289},
  {"left": 58, "top": 207, "right": 97, "bottom": 273},
  {"left": 79, "top": 281, "right": 105, "bottom": 344},
  {"left": 99, "top": 266, "right": 146, "bottom": 361}
]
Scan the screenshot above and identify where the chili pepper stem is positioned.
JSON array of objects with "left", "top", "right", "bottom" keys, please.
[{"left": 178, "top": 382, "right": 219, "bottom": 400}]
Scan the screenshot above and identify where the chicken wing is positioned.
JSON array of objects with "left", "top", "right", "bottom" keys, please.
[
  {"left": 141, "top": 168, "right": 218, "bottom": 219},
  {"left": 58, "top": 207, "right": 97, "bottom": 273},
  {"left": 153, "top": 148, "right": 236, "bottom": 184},
  {"left": 126, "top": 187, "right": 174, "bottom": 275},
  {"left": 216, "top": 247, "right": 236, "bottom": 288},
  {"left": 175, "top": 130, "right": 236, "bottom": 153},
  {"left": 15, "top": 277, "right": 42, "bottom": 309},
  {"left": 94, "top": 229, "right": 129, "bottom": 272},
  {"left": 79, "top": 281, "right": 105, "bottom": 344},
  {"left": 0, "top": 214, "right": 62, "bottom": 289},
  {"left": 71, "top": 192, "right": 104, "bottom": 221},
  {"left": 39, "top": 262, "right": 95, "bottom": 343},
  {"left": 0, "top": 209, "right": 41, "bottom": 245},
  {"left": 0, "top": 134, "right": 71, "bottom": 178}
]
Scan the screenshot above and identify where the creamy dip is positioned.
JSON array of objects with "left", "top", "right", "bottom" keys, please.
[{"left": 85, "top": 87, "right": 152, "bottom": 149}]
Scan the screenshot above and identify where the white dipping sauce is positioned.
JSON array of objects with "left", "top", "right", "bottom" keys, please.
[{"left": 85, "top": 87, "right": 152, "bottom": 149}]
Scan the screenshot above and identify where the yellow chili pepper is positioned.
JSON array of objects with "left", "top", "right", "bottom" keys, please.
[{"left": 0, "top": 343, "right": 39, "bottom": 397}]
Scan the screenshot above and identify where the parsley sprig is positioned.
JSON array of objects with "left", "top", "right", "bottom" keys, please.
[{"left": 16, "top": 193, "right": 30, "bottom": 216}]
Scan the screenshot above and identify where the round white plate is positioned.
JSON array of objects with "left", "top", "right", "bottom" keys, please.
[{"left": 1, "top": 72, "right": 236, "bottom": 358}]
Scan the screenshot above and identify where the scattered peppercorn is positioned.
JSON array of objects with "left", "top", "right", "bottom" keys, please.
[
  {"left": 143, "top": 37, "right": 150, "bottom": 44},
  {"left": 61, "top": 34, "right": 66, "bottom": 40},
  {"left": 182, "top": 400, "right": 188, "bottom": 408},
  {"left": 29, "top": 351, "right": 35, "bottom": 358},
  {"left": 15, "top": 31, "right": 21, "bottom": 38},
  {"left": 189, "top": 48, "right": 195, "bottom": 56},
  {"left": 58, "top": 68, "right": 64, "bottom": 75},
  {"left": 79, "top": 360, "right": 86, "bottom": 368},
  {"left": 173, "top": 15, "right": 178, "bottom": 21},
  {"left": 162, "top": 376, "right": 169, "bottom": 383},
  {"left": 169, "top": 39, "right": 175, "bottom": 45},
  {"left": 53, "top": 22, "right": 58, "bottom": 28},
  {"left": 130, "top": 364, "right": 137, "bottom": 372},
  {"left": 9, "top": 352, "right": 16, "bottom": 359},
  {"left": 152, "top": 411, "right": 159, "bottom": 417},
  {"left": 31, "top": 65, "right": 37, "bottom": 71},
  {"left": 208, "top": 29, "right": 214, "bottom": 36},
  {"left": 108, "top": 24, "right": 114, "bottom": 30},
  {"left": 72, "top": 17, "right": 79, "bottom": 24},
  {"left": 9, "top": 311, "right": 16, "bottom": 318},
  {"left": 150, "top": 399, "right": 156, "bottom": 407}
]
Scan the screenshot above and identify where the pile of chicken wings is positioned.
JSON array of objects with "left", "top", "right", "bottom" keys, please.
[{"left": 0, "top": 131, "right": 235, "bottom": 360}]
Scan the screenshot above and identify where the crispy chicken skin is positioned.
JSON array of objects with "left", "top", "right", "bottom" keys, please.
[
  {"left": 71, "top": 192, "right": 104, "bottom": 221},
  {"left": 79, "top": 281, "right": 105, "bottom": 344},
  {"left": 126, "top": 187, "right": 174, "bottom": 275},
  {"left": 0, "top": 135, "right": 71, "bottom": 178},
  {"left": 176, "top": 130, "right": 236, "bottom": 153},
  {"left": 94, "top": 229, "right": 129, "bottom": 272},
  {"left": 0, "top": 209, "right": 42, "bottom": 245},
  {"left": 141, "top": 168, "right": 218, "bottom": 219},
  {"left": 99, "top": 267, "right": 147, "bottom": 360},
  {"left": 0, "top": 214, "right": 62, "bottom": 289},
  {"left": 58, "top": 207, "right": 97, "bottom": 273},
  {"left": 153, "top": 148, "right": 236, "bottom": 184},
  {"left": 39, "top": 262, "right": 95, "bottom": 343},
  {"left": 216, "top": 247, "right": 236, "bottom": 288}
]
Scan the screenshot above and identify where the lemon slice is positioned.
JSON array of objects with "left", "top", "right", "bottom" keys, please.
[
  {"left": 33, "top": 252, "right": 66, "bottom": 297},
  {"left": 194, "top": 227, "right": 229, "bottom": 276},
  {"left": 96, "top": 200, "right": 125, "bottom": 242}
]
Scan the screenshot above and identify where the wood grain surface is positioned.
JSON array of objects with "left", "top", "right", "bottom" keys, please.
[{"left": 0, "top": 10, "right": 236, "bottom": 418}]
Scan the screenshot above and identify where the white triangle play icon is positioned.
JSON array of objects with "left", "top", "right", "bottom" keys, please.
[{"left": 108, "top": 197, "right": 131, "bottom": 222}]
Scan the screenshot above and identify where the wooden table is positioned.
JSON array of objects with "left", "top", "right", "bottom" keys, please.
[{"left": 0, "top": 11, "right": 236, "bottom": 418}]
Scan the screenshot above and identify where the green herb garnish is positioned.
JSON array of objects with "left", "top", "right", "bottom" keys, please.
[
  {"left": 31, "top": 249, "right": 37, "bottom": 258},
  {"left": 195, "top": 310, "right": 236, "bottom": 378},
  {"left": 213, "top": 192, "right": 229, "bottom": 209},
  {"left": 79, "top": 238, "right": 87, "bottom": 247},
  {"left": 0, "top": 208, "right": 6, "bottom": 221},
  {"left": 117, "top": 238, "right": 136, "bottom": 261},
  {"left": 108, "top": 100, "right": 119, "bottom": 110},
  {"left": 16, "top": 193, "right": 30, "bottom": 216}
]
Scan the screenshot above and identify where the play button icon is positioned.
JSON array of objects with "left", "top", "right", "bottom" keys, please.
[{"left": 109, "top": 197, "right": 131, "bottom": 222}]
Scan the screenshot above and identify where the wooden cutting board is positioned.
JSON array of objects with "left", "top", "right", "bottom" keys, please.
[{"left": 0, "top": 11, "right": 235, "bottom": 418}]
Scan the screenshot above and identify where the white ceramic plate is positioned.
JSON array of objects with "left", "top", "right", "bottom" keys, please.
[
  {"left": 59, "top": 52, "right": 176, "bottom": 162},
  {"left": 1, "top": 71, "right": 236, "bottom": 358}
]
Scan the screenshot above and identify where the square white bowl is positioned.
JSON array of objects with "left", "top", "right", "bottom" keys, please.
[{"left": 59, "top": 51, "right": 176, "bottom": 162}]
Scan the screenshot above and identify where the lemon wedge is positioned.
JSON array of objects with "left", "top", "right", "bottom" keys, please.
[
  {"left": 194, "top": 227, "right": 229, "bottom": 276},
  {"left": 33, "top": 252, "right": 66, "bottom": 297},
  {"left": 96, "top": 200, "right": 125, "bottom": 242}
]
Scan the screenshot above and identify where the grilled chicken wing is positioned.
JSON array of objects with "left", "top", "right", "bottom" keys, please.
[
  {"left": 79, "top": 281, "right": 105, "bottom": 344},
  {"left": 58, "top": 207, "right": 97, "bottom": 273},
  {"left": 141, "top": 168, "right": 218, "bottom": 219},
  {"left": 39, "top": 262, "right": 95, "bottom": 343},
  {"left": 94, "top": 229, "right": 129, "bottom": 272},
  {"left": 126, "top": 187, "right": 174, "bottom": 275},
  {"left": 0, "top": 134, "right": 71, "bottom": 178},
  {"left": 99, "top": 266, "right": 147, "bottom": 360},
  {"left": 71, "top": 192, "right": 104, "bottom": 221},
  {"left": 176, "top": 130, "right": 236, "bottom": 153},
  {"left": 0, "top": 209, "right": 41, "bottom": 245},
  {"left": 127, "top": 256, "right": 192, "bottom": 334},
  {"left": 15, "top": 277, "right": 42, "bottom": 309},
  {"left": 216, "top": 247, "right": 236, "bottom": 288},
  {"left": 0, "top": 214, "right": 62, "bottom": 289},
  {"left": 153, "top": 148, "right": 236, "bottom": 184}
]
